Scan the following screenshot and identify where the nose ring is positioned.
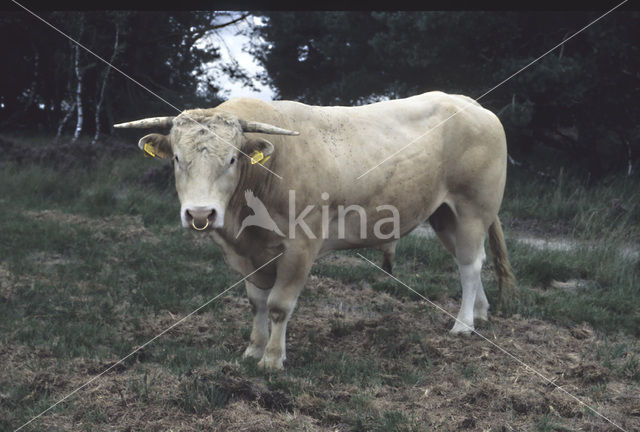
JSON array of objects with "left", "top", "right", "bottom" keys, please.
[{"left": 191, "top": 219, "right": 210, "bottom": 231}]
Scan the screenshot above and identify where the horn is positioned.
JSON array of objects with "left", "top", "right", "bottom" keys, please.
[
  {"left": 239, "top": 119, "right": 299, "bottom": 136},
  {"left": 113, "top": 116, "right": 175, "bottom": 129}
]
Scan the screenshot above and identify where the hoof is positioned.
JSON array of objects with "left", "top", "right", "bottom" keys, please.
[
  {"left": 382, "top": 262, "right": 393, "bottom": 274},
  {"left": 474, "top": 313, "right": 489, "bottom": 323},
  {"left": 242, "top": 345, "right": 265, "bottom": 360},
  {"left": 257, "top": 355, "right": 284, "bottom": 371},
  {"left": 450, "top": 321, "right": 474, "bottom": 335},
  {"left": 474, "top": 308, "right": 489, "bottom": 322}
]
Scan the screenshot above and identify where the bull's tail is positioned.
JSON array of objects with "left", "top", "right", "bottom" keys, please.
[{"left": 488, "top": 216, "right": 516, "bottom": 312}]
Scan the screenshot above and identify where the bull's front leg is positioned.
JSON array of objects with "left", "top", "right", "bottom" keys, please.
[
  {"left": 243, "top": 281, "right": 270, "bottom": 360},
  {"left": 258, "top": 248, "right": 315, "bottom": 371}
]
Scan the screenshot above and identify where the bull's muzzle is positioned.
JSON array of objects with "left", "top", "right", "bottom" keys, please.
[{"left": 185, "top": 207, "right": 216, "bottom": 231}]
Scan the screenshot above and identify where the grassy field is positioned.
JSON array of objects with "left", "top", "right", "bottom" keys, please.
[{"left": 0, "top": 134, "right": 639, "bottom": 431}]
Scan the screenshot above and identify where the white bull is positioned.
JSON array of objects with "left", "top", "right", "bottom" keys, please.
[{"left": 115, "top": 91, "right": 515, "bottom": 370}]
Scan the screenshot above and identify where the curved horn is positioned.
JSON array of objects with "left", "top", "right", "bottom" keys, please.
[
  {"left": 113, "top": 116, "right": 175, "bottom": 129},
  {"left": 239, "top": 119, "right": 299, "bottom": 136}
]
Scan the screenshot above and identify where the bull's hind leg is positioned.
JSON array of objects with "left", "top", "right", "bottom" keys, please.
[
  {"left": 429, "top": 204, "right": 489, "bottom": 334},
  {"left": 451, "top": 242, "right": 486, "bottom": 334},
  {"left": 243, "top": 281, "right": 270, "bottom": 359},
  {"left": 450, "top": 218, "right": 489, "bottom": 335},
  {"left": 376, "top": 240, "right": 398, "bottom": 274}
]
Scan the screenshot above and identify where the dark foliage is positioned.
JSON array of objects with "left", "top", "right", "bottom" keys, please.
[
  {"left": 140, "top": 164, "right": 174, "bottom": 190},
  {"left": 0, "top": 11, "right": 231, "bottom": 137},
  {"left": 0, "top": 135, "right": 134, "bottom": 170},
  {"left": 1, "top": 11, "right": 638, "bottom": 177},
  {"left": 252, "top": 11, "right": 640, "bottom": 177}
]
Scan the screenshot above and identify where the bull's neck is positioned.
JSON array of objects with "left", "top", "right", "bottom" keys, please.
[{"left": 217, "top": 155, "right": 279, "bottom": 245}]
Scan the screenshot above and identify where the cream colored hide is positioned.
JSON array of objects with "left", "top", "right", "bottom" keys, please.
[{"left": 115, "top": 91, "right": 515, "bottom": 370}]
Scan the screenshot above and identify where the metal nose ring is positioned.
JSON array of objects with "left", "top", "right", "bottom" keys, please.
[{"left": 191, "top": 218, "right": 210, "bottom": 231}]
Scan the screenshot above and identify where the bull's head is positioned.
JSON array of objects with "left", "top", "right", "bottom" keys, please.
[{"left": 114, "top": 110, "right": 298, "bottom": 231}]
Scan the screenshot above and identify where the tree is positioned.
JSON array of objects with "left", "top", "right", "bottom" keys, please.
[
  {"left": 92, "top": 20, "right": 120, "bottom": 145},
  {"left": 0, "top": 11, "right": 249, "bottom": 139},
  {"left": 251, "top": 11, "right": 640, "bottom": 177}
]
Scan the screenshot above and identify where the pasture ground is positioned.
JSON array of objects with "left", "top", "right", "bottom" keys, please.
[{"left": 1, "top": 134, "right": 639, "bottom": 431}]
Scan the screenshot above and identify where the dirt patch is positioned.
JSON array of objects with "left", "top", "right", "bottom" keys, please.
[
  {"left": 3, "top": 272, "right": 639, "bottom": 431},
  {"left": 214, "top": 400, "right": 320, "bottom": 432},
  {"left": 118, "top": 276, "right": 638, "bottom": 431},
  {"left": 286, "top": 278, "right": 639, "bottom": 431},
  {"left": 197, "top": 365, "right": 295, "bottom": 413},
  {"left": 317, "top": 253, "right": 365, "bottom": 268}
]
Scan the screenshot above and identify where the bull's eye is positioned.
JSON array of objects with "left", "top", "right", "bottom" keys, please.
[
  {"left": 174, "top": 155, "right": 179, "bottom": 164},
  {"left": 230, "top": 157, "right": 236, "bottom": 165}
]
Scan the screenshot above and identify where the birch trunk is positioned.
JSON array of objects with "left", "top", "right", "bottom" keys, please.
[
  {"left": 71, "top": 43, "right": 83, "bottom": 143},
  {"left": 92, "top": 26, "right": 120, "bottom": 145},
  {"left": 55, "top": 101, "right": 76, "bottom": 141}
]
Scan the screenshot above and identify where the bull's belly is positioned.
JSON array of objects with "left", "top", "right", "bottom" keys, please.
[{"left": 316, "top": 215, "right": 426, "bottom": 257}]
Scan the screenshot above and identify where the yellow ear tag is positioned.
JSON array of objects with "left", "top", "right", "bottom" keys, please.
[
  {"left": 250, "top": 150, "right": 264, "bottom": 165},
  {"left": 144, "top": 142, "right": 156, "bottom": 158}
]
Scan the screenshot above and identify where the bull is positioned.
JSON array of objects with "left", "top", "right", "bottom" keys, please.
[{"left": 115, "top": 91, "right": 515, "bottom": 370}]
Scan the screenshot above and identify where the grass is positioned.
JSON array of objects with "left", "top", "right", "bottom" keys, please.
[
  {"left": 593, "top": 338, "right": 640, "bottom": 383},
  {"left": 173, "top": 373, "right": 232, "bottom": 413},
  {"left": 534, "top": 413, "right": 569, "bottom": 432},
  {"left": 0, "top": 135, "right": 639, "bottom": 431},
  {"left": 502, "top": 167, "right": 640, "bottom": 242},
  {"left": 505, "top": 239, "right": 640, "bottom": 334}
]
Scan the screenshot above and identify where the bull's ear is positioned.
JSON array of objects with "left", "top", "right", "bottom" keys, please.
[
  {"left": 242, "top": 137, "right": 274, "bottom": 162},
  {"left": 138, "top": 133, "right": 172, "bottom": 159}
]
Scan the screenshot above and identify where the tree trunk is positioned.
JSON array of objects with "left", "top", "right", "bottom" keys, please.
[
  {"left": 71, "top": 17, "right": 85, "bottom": 143},
  {"left": 55, "top": 101, "right": 76, "bottom": 141},
  {"left": 71, "top": 43, "right": 84, "bottom": 143},
  {"left": 92, "top": 25, "right": 120, "bottom": 145}
]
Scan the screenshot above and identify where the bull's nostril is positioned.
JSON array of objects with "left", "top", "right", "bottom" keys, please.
[{"left": 186, "top": 207, "right": 216, "bottom": 230}]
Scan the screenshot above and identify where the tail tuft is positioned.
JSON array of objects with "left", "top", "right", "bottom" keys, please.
[{"left": 488, "top": 216, "right": 516, "bottom": 313}]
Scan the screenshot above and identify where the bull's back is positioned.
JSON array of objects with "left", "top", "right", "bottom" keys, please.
[
  {"left": 271, "top": 92, "right": 505, "bottom": 203},
  {"left": 271, "top": 91, "right": 502, "bottom": 162}
]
